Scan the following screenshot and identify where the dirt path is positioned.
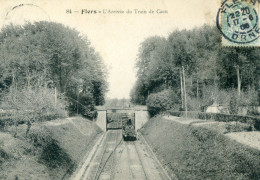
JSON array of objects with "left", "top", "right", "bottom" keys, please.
[
  {"left": 72, "top": 130, "right": 171, "bottom": 180},
  {"left": 226, "top": 131, "right": 260, "bottom": 151},
  {"left": 162, "top": 115, "right": 208, "bottom": 124}
]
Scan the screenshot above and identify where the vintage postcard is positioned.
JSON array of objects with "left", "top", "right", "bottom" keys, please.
[{"left": 0, "top": 0, "right": 260, "bottom": 180}]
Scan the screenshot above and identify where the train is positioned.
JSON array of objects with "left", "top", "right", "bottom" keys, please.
[{"left": 122, "top": 115, "right": 136, "bottom": 141}]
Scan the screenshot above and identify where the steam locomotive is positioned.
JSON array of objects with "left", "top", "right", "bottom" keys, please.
[{"left": 122, "top": 114, "right": 136, "bottom": 140}]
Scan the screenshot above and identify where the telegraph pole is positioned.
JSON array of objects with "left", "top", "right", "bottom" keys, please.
[
  {"left": 182, "top": 66, "right": 188, "bottom": 119},
  {"left": 180, "top": 70, "right": 184, "bottom": 109},
  {"left": 54, "top": 87, "right": 57, "bottom": 106},
  {"left": 77, "top": 91, "right": 79, "bottom": 115}
]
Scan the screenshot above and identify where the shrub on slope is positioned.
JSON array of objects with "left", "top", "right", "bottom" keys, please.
[
  {"left": 28, "top": 117, "right": 103, "bottom": 179},
  {"left": 0, "top": 117, "right": 102, "bottom": 179},
  {"left": 140, "top": 116, "right": 260, "bottom": 180},
  {"left": 146, "top": 89, "right": 179, "bottom": 116}
]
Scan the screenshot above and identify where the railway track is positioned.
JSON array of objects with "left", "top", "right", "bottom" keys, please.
[
  {"left": 133, "top": 141, "right": 149, "bottom": 180},
  {"left": 74, "top": 130, "right": 171, "bottom": 180},
  {"left": 94, "top": 131, "right": 122, "bottom": 180},
  {"left": 135, "top": 134, "right": 173, "bottom": 180},
  {"left": 73, "top": 112, "right": 170, "bottom": 180},
  {"left": 126, "top": 142, "right": 135, "bottom": 179},
  {"left": 83, "top": 130, "right": 122, "bottom": 180}
]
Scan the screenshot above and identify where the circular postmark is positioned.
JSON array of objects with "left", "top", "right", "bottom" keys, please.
[
  {"left": 217, "top": 0, "right": 260, "bottom": 44},
  {"left": 3, "top": 4, "right": 50, "bottom": 27}
]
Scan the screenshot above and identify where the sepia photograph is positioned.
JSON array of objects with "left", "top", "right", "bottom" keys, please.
[{"left": 0, "top": 0, "right": 260, "bottom": 179}]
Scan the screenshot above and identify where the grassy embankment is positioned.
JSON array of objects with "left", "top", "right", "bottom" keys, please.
[
  {"left": 140, "top": 116, "right": 260, "bottom": 180},
  {"left": 0, "top": 117, "right": 102, "bottom": 179}
]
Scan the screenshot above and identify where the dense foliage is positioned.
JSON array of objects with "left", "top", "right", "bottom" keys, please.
[
  {"left": 0, "top": 22, "right": 108, "bottom": 133},
  {"left": 146, "top": 89, "right": 179, "bottom": 116},
  {"left": 2, "top": 86, "right": 68, "bottom": 135},
  {"left": 131, "top": 24, "right": 260, "bottom": 115}
]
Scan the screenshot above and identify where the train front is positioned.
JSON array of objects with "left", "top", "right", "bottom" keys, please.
[{"left": 122, "top": 118, "right": 136, "bottom": 140}]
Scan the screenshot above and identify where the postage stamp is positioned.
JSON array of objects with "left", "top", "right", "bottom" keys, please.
[{"left": 217, "top": 0, "right": 260, "bottom": 47}]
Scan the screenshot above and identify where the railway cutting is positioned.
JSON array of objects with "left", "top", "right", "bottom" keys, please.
[{"left": 72, "top": 112, "right": 171, "bottom": 180}]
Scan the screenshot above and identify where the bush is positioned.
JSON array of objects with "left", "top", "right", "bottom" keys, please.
[
  {"left": 200, "top": 85, "right": 231, "bottom": 107},
  {"left": 229, "top": 94, "right": 239, "bottom": 114},
  {"left": 146, "top": 89, "right": 179, "bottom": 116},
  {"left": 67, "top": 91, "right": 97, "bottom": 119},
  {"left": 225, "top": 121, "right": 252, "bottom": 133},
  {"left": 239, "top": 88, "right": 259, "bottom": 106},
  {"left": 28, "top": 126, "right": 75, "bottom": 177},
  {"left": 1, "top": 86, "right": 67, "bottom": 136},
  {"left": 200, "top": 88, "right": 259, "bottom": 114},
  {"left": 247, "top": 107, "right": 260, "bottom": 116},
  {"left": 81, "top": 106, "right": 97, "bottom": 119},
  {"left": 187, "top": 96, "right": 201, "bottom": 111}
]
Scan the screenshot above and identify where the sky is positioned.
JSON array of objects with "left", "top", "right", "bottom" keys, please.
[{"left": 0, "top": 0, "right": 219, "bottom": 99}]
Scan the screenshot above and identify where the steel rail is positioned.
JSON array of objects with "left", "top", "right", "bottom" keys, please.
[
  {"left": 107, "top": 131, "right": 121, "bottom": 179},
  {"left": 126, "top": 141, "right": 135, "bottom": 178},
  {"left": 92, "top": 131, "right": 112, "bottom": 180},
  {"left": 94, "top": 131, "right": 122, "bottom": 180},
  {"left": 138, "top": 133, "right": 173, "bottom": 180},
  {"left": 133, "top": 140, "right": 149, "bottom": 180}
]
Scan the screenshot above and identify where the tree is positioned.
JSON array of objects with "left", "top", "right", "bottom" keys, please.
[
  {"left": 131, "top": 24, "right": 260, "bottom": 112},
  {"left": 2, "top": 85, "right": 67, "bottom": 137},
  {"left": 146, "top": 89, "right": 179, "bottom": 116},
  {"left": 0, "top": 21, "right": 108, "bottom": 118}
]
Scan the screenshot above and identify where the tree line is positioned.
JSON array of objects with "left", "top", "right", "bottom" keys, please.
[
  {"left": 131, "top": 24, "right": 260, "bottom": 115},
  {"left": 0, "top": 21, "right": 108, "bottom": 134}
]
